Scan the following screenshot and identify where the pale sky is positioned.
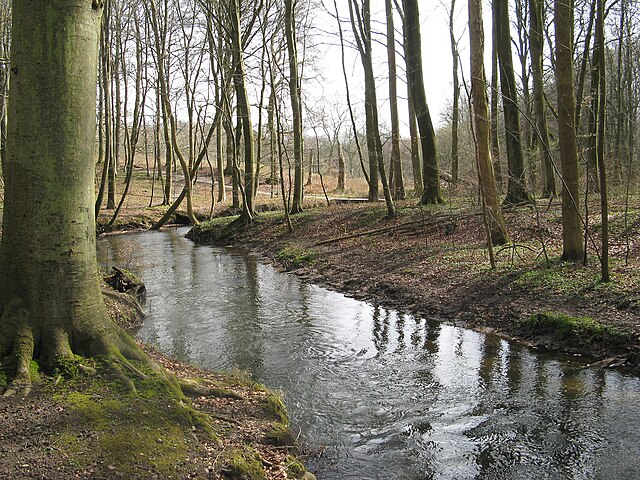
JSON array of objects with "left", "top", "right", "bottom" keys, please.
[{"left": 304, "top": 0, "right": 488, "bottom": 134}]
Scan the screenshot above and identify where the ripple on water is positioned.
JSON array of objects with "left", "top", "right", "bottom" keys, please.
[{"left": 98, "top": 229, "right": 640, "bottom": 480}]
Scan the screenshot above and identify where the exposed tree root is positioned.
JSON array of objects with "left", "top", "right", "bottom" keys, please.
[
  {"left": 178, "top": 378, "right": 247, "bottom": 400},
  {"left": 0, "top": 301, "right": 169, "bottom": 398}
]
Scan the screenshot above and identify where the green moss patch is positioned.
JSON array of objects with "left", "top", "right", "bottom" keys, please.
[
  {"left": 286, "top": 455, "right": 306, "bottom": 478},
  {"left": 264, "top": 393, "right": 288, "bottom": 425},
  {"left": 189, "top": 215, "right": 239, "bottom": 242},
  {"left": 222, "top": 447, "right": 266, "bottom": 480},
  {"left": 521, "top": 311, "right": 631, "bottom": 345},
  {"left": 53, "top": 372, "right": 220, "bottom": 478},
  {"left": 276, "top": 246, "right": 317, "bottom": 269}
]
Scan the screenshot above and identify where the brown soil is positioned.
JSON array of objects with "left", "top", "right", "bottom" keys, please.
[{"left": 190, "top": 199, "right": 640, "bottom": 371}]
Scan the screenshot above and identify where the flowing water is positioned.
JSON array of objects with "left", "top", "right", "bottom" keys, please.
[{"left": 98, "top": 228, "right": 640, "bottom": 480}]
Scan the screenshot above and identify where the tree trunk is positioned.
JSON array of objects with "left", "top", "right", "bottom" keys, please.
[
  {"left": 468, "top": 0, "right": 509, "bottom": 245},
  {"left": 494, "top": 0, "right": 531, "bottom": 204},
  {"left": 530, "top": 0, "right": 556, "bottom": 197},
  {"left": 408, "top": 94, "right": 423, "bottom": 197},
  {"left": 0, "top": 0, "right": 154, "bottom": 395},
  {"left": 490, "top": 20, "right": 503, "bottom": 190},
  {"left": 348, "top": 0, "right": 394, "bottom": 215},
  {"left": 402, "top": 0, "right": 442, "bottom": 204},
  {"left": 285, "top": 0, "right": 304, "bottom": 214},
  {"left": 449, "top": 0, "right": 460, "bottom": 185},
  {"left": 337, "top": 139, "right": 346, "bottom": 191},
  {"left": 555, "top": 0, "right": 584, "bottom": 261},
  {"left": 586, "top": 0, "right": 601, "bottom": 193},
  {"left": 594, "top": 0, "right": 608, "bottom": 281},
  {"left": 386, "top": 0, "right": 404, "bottom": 200}
]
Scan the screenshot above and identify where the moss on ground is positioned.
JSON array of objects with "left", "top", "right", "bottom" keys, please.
[
  {"left": 222, "top": 447, "right": 266, "bottom": 479},
  {"left": 275, "top": 246, "right": 317, "bottom": 269},
  {"left": 49, "top": 367, "right": 223, "bottom": 478},
  {"left": 521, "top": 311, "right": 631, "bottom": 345}
]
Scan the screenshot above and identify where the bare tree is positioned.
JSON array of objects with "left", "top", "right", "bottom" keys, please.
[
  {"left": 529, "top": 0, "right": 556, "bottom": 197},
  {"left": 493, "top": 0, "right": 531, "bottom": 204},
  {"left": 468, "top": 0, "right": 509, "bottom": 245},
  {"left": 555, "top": 0, "right": 584, "bottom": 261},
  {"left": 401, "top": 0, "right": 442, "bottom": 204},
  {"left": 386, "top": 0, "right": 404, "bottom": 199}
]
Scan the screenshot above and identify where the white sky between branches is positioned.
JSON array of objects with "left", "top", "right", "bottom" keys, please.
[{"left": 299, "top": 0, "right": 492, "bottom": 135}]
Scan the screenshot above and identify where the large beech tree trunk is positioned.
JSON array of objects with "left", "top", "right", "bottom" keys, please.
[{"left": 0, "top": 0, "right": 153, "bottom": 395}]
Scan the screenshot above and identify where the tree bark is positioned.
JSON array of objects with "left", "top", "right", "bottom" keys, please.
[
  {"left": 0, "top": 0, "right": 154, "bottom": 394},
  {"left": 468, "top": 0, "right": 509, "bottom": 245},
  {"left": 555, "top": 0, "right": 584, "bottom": 261}
]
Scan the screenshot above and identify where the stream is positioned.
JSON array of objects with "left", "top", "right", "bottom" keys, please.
[{"left": 98, "top": 228, "right": 640, "bottom": 479}]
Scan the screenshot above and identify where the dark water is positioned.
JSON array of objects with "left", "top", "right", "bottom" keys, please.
[{"left": 98, "top": 228, "right": 640, "bottom": 480}]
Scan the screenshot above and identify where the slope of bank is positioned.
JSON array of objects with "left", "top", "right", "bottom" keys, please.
[
  {"left": 0, "top": 275, "right": 315, "bottom": 480},
  {"left": 190, "top": 201, "right": 640, "bottom": 371}
]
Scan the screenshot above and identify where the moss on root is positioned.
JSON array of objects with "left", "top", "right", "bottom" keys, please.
[
  {"left": 55, "top": 368, "right": 221, "bottom": 477},
  {"left": 264, "top": 392, "right": 288, "bottom": 425},
  {"left": 222, "top": 447, "right": 266, "bottom": 480},
  {"left": 264, "top": 421, "right": 295, "bottom": 446}
]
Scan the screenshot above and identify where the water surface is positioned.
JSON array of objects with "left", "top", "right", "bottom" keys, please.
[{"left": 98, "top": 228, "right": 640, "bottom": 479}]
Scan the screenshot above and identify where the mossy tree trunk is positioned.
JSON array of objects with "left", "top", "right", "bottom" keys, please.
[
  {"left": 0, "top": 0, "right": 155, "bottom": 395},
  {"left": 0, "top": 1, "right": 10, "bottom": 174}
]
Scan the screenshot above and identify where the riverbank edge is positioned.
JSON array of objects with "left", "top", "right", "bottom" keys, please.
[
  {"left": 0, "top": 271, "right": 317, "bottom": 480},
  {"left": 187, "top": 206, "right": 640, "bottom": 373}
]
